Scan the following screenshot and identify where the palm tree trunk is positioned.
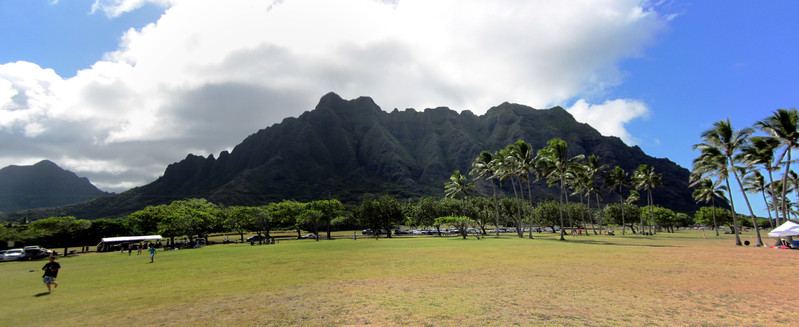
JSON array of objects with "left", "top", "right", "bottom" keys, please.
[
  {"left": 724, "top": 178, "right": 743, "bottom": 246},
  {"left": 527, "top": 179, "right": 535, "bottom": 239},
  {"left": 619, "top": 186, "right": 626, "bottom": 235},
  {"left": 781, "top": 149, "right": 792, "bottom": 228},
  {"left": 732, "top": 170, "right": 764, "bottom": 246},
  {"left": 492, "top": 181, "right": 500, "bottom": 237},
  {"left": 648, "top": 190, "right": 655, "bottom": 235},
  {"left": 711, "top": 199, "right": 719, "bottom": 237},
  {"left": 596, "top": 193, "right": 604, "bottom": 235},
  {"left": 766, "top": 168, "right": 781, "bottom": 226},
  {"left": 587, "top": 194, "right": 597, "bottom": 234},
  {"left": 760, "top": 190, "right": 774, "bottom": 229},
  {"left": 558, "top": 180, "right": 566, "bottom": 241},
  {"left": 510, "top": 177, "right": 524, "bottom": 238}
]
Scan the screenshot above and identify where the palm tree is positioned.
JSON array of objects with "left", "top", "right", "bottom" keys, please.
[
  {"left": 584, "top": 155, "right": 608, "bottom": 235},
  {"left": 495, "top": 147, "right": 525, "bottom": 237},
  {"left": 633, "top": 164, "right": 663, "bottom": 235},
  {"left": 756, "top": 108, "right": 799, "bottom": 226},
  {"left": 536, "top": 138, "right": 585, "bottom": 241},
  {"left": 693, "top": 119, "right": 762, "bottom": 246},
  {"left": 445, "top": 170, "right": 475, "bottom": 215},
  {"left": 570, "top": 167, "right": 593, "bottom": 235},
  {"left": 742, "top": 170, "right": 774, "bottom": 229},
  {"left": 470, "top": 151, "right": 500, "bottom": 237},
  {"left": 690, "top": 177, "right": 728, "bottom": 236},
  {"left": 509, "top": 140, "right": 537, "bottom": 239},
  {"left": 740, "top": 136, "right": 781, "bottom": 226},
  {"left": 606, "top": 166, "right": 629, "bottom": 235}
]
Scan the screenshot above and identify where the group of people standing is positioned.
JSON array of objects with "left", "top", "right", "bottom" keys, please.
[{"left": 121, "top": 242, "right": 158, "bottom": 263}]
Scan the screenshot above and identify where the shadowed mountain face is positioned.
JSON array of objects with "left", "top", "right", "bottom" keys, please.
[
  {"left": 5, "top": 93, "right": 699, "bottom": 220},
  {"left": 0, "top": 160, "right": 110, "bottom": 213}
]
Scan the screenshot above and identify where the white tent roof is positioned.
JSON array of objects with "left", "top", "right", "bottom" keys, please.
[
  {"left": 100, "top": 235, "right": 163, "bottom": 243},
  {"left": 768, "top": 221, "right": 799, "bottom": 238}
]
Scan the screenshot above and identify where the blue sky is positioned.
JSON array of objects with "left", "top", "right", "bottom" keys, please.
[{"left": 0, "top": 0, "right": 796, "bottom": 218}]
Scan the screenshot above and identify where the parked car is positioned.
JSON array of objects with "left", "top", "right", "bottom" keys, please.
[
  {"left": 246, "top": 235, "right": 267, "bottom": 242},
  {"left": 24, "top": 246, "right": 53, "bottom": 260},
  {"left": 300, "top": 233, "right": 317, "bottom": 239},
  {"left": 2, "top": 249, "right": 26, "bottom": 261}
]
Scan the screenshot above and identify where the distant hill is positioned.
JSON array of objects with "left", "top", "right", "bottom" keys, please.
[
  {"left": 4, "top": 93, "right": 700, "bottom": 220},
  {"left": 0, "top": 160, "right": 111, "bottom": 213}
]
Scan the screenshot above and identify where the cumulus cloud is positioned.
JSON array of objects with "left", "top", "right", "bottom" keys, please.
[
  {"left": 566, "top": 98, "right": 650, "bottom": 144},
  {"left": 0, "top": 0, "right": 669, "bottom": 192}
]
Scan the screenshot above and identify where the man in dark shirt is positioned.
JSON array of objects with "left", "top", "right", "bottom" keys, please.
[{"left": 42, "top": 256, "right": 60, "bottom": 293}]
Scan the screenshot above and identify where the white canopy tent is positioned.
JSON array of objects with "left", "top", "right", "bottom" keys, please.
[
  {"left": 100, "top": 235, "right": 163, "bottom": 243},
  {"left": 768, "top": 221, "right": 799, "bottom": 238}
]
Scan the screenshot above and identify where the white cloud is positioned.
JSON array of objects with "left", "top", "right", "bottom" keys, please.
[
  {"left": 566, "top": 98, "right": 650, "bottom": 144},
  {"left": 91, "top": 0, "right": 176, "bottom": 18},
  {"left": 0, "top": 0, "right": 669, "bottom": 192}
]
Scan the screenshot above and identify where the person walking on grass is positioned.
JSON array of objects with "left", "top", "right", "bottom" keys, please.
[
  {"left": 42, "top": 256, "right": 60, "bottom": 293},
  {"left": 148, "top": 245, "right": 156, "bottom": 263}
]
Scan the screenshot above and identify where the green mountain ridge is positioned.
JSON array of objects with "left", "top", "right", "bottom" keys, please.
[
  {"left": 0, "top": 160, "right": 111, "bottom": 213},
  {"left": 4, "top": 93, "right": 699, "bottom": 220}
]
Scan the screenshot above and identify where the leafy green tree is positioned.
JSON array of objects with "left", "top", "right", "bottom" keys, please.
[
  {"left": 168, "top": 198, "right": 222, "bottom": 244},
  {"left": 469, "top": 197, "right": 494, "bottom": 235},
  {"left": 128, "top": 204, "right": 168, "bottom": 235},
  {"left": 306, "top": 199, "right": 344, "bottom": 239},
  {"left": 299, "top": 207, "right": 324, "bottom": 241},
  {"left": 83, "top": 218, "right": 131, "bottom": 245},
  {"left": 434, "top": 216, "right": 476, "bottom": 239},
  {"left": 225, "top": 206, "right": 261, "bottom": 241},
  {"left": 603, "top": 203, "right": 641, "bottom": 234},
  {"left": 267, "top": 200, "right": 305, "bottom": 238},
  {"left": 641, "top": 206, "right": 675, "bottom": 232},
  {"left": 250, "top": 206, "right": 273, "bottom": 240},
  {"left": 354, "top": 195, "right": 404, "bottom": 238},
  {"left": 29, "top": 216, "right": 91, "bottom": 255},
  {"left": 533, "top": 199, "right": 560, "bottom": 232},
  {"left": 694, "top": 206, "right": 733, "bottom": 231}
]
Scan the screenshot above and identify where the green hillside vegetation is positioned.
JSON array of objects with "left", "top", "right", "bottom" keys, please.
[{"left": 0, "top": 160, "right": 110, "bottom": 213}]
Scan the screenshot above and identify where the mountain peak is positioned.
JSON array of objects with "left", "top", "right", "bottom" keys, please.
[{"left": 0, "top": 160, "right": 109, "bottom": 213}]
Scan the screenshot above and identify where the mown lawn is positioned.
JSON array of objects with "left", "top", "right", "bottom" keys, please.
[{"left": 1, "top": 229, "right": 797, "bottom": 326}]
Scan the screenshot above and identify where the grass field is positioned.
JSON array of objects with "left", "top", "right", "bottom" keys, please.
[{"left": 1, "top": 229, "right": 797, "bottom": 326}]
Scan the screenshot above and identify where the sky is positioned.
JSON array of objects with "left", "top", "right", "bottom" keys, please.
[{"left": 1, "top": 0, "right": 797, "bottom": 217}]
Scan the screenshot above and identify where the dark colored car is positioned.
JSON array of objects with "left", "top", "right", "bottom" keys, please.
[{"left": 246, "top": 235, "right": 267, "bottom": 242}]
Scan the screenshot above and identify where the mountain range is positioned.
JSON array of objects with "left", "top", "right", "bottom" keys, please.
[
  {"left": 0, "top": 160, "right": 110, "bottom": 213},
  {"left": 3, "top": 92, "right": 699, "bottom": 220}
]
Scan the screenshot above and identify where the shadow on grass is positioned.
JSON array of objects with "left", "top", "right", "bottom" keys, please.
[
  {"left": 567, "top": 239, "right": 680, "bottom": 248},
  {"left": 34, "top": 292, "right": 50, "bottom": 297}
]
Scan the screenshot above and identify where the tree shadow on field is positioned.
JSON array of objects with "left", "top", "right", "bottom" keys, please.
[
  {"left": 568, "top": 239, "right": 680, "bottom": 248},
  {"left": 34, "top": 292, "right": 50, "bottom": 297}
]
